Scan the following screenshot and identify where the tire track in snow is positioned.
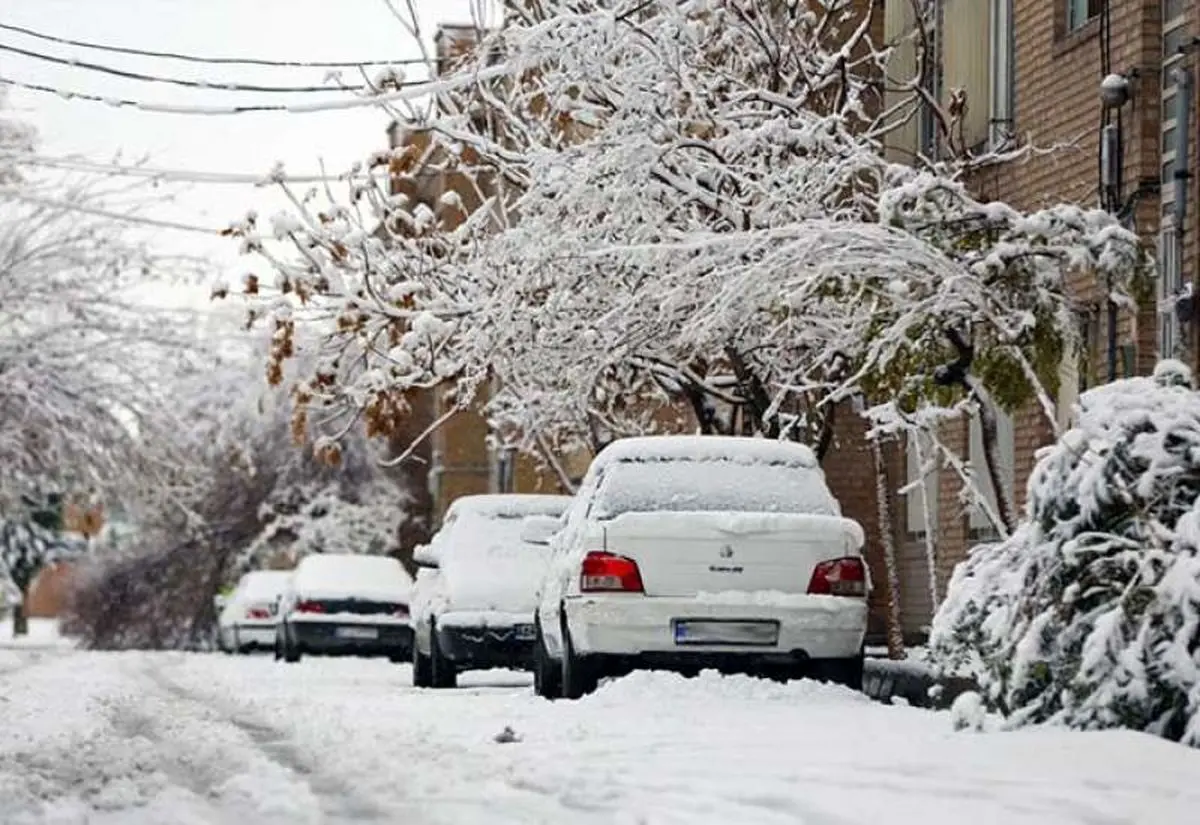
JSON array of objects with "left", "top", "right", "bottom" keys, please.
[{"left": 138, "top": 656, "right": 397, "bottom": 824}]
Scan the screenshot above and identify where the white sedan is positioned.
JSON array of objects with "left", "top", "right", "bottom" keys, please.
[
  {"left": 533, "top": 435, "right": 870, "bottom": 699},
  {"left": 215, "top": 570, "right": 292, "bottom": 654}
]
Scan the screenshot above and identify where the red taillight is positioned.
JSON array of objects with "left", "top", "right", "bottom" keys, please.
[
  {"left": 294, "top": 600, "right": 325, "bottom": 614},
  {"left": 580, "top": 551, "right": 644, "bottom": 593},
  {"left": 245, "top": 607, "right": 271, "bottom": 620},
  {"left": 392, "top": 604, "right": 409, "bottom": 618},
  {"left": 807, "top": 557, "right": 867, "bottom": 597}
]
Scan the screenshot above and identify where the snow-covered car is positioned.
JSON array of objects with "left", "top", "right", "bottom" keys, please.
[
  {"left": 532, "top": 435, "right": 870, "bottom": 699},
  {"left": 215, "top": 569, "right": 292, "bottom": 654},
  {"left": 410, "top": 494, "right": 572, "bottom": 688},
  {"left": 274, "top": 553, "right": 413, "bottom": 663}
]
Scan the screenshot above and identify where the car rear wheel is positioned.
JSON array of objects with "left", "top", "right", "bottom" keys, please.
[
  {"left": 532, "top": 617, "right": 561, "bottom": 700},
  {"left": 429, "top": 620, "right": 457, "bottom": 689},
  {"left": 412, "top": 634, "right": 433, "bottom": 688},
  {"left": 560, "top": 614, "right": 598, "bottom": 700}
]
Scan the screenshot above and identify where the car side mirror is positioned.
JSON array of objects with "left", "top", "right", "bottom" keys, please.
[{"left": 412, "top": 545, "right": 440, "bottom": 569}]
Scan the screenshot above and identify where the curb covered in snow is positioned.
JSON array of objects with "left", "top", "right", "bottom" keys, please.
[{"left": 862, "top": 657, "right": 978, "bottom": 710}]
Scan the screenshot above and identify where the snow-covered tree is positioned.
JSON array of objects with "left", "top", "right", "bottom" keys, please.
[
  {"left": 66, "top": 327, "right": 417, "bottom": 650},
  {"left": 224, "top": 0, "right": 1148, "bottom": 651},
  {"left": 0, "top": 518, "right": 86, "bottom": 635},
  {"left": 930, "top": 360, "right": 1200, "bottom": 747}
]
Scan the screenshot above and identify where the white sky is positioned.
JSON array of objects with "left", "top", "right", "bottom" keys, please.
[{"left": 3, "top": 0, "right": 496, "bottom": 305}]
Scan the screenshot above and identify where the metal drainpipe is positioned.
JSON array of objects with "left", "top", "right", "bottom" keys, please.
[{"left": 1172, "top": 64, "right": 1194, "bottom": 363}]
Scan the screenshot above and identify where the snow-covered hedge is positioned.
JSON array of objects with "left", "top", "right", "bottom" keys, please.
[{"left": 930, "top": 361, "right": 1200, "bottom": 747}]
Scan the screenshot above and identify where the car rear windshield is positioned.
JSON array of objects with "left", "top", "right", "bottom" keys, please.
[{"left": 592, "top": 458, "right": 839, "bottom": 519}]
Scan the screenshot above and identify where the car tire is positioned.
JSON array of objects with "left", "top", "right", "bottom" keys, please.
[
  {"left": 273, "top": 634, "right": 283, "bottom": 661},
  {"left": 282, "top": 625, "right": 301, "bottom": 663},
  {"left": 429, "top": 620, "right": 457, "bottom": 689},
  {"left": 560, "top": 613, "right": 598, "bottom": 700},
  {"left": 412, "top": 635, "right": 433, "bottom": 688},
  {"left": 532, "top": 617, "right": 561, "bottom": 700}
]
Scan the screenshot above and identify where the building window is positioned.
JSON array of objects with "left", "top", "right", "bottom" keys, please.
[
  {"left": 967, "top": 406, "right": 1015, "bottom": 537},
  {"left": 904, "top": 429, "right": 940, "bottom": 536},
  {"left": 918, "top": 1, "right": 943, "bottom": 158},
  {"left": 1066, "top": 0, "right": 1101, "bottom": 31},
  {"left": 989, "top": 0, "right": 1015, "bottom": 149},
  {"left": 1159, "top": 223, "right": 1182, "bottom": 358}
]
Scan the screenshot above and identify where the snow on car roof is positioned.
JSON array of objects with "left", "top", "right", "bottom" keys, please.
[
  {"left": 236, "top": 570, "right": 292, "bottom": 599},
  {"left": 593, "top": 435, "right": 819, "bottom": 470},
  {"left": 444, "top": 493, "right": 571, "bottom": 520},
  {"left": 292, "top": 553, "right": 413, "bottom": 600}
]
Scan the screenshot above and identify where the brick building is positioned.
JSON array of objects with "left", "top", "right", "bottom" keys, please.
[{"left": 881, "top": 0, "right": 1199, "bottom": 636}]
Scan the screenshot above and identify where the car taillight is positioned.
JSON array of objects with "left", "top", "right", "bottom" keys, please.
[
  {"left": 580, "top": 551, "right": 644, "bottom": 593},
  {"left": 807, "top": 557, "right": 867, "bottom": 597},
  {"left": 294, "top": 600, "right": 325, "bottom": 614},
  {"left": 245, "top": 607, "right": 271, "bottom": 620},
  {"left": 392, "top": 604, "right": 409, "bottom": 618}
]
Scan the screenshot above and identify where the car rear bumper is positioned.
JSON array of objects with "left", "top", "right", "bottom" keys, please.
[
  {"left": 436, "top": 623, "right": 537, "bottom": 670},
  {"left": 289, "top": 621, "right": 413, "bottom": 657},
  {"left": 563, "top": 594, "right": 866, "bottom": 661},
  {"left": 232, "top": 624, "right": 276, "bottom": 648}
]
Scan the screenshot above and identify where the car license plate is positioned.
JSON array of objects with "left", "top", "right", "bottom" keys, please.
[
  {"left": 514, "top": 624, "right": 536, "bottom": 640},
  {"left": 335, "top": 626, "right": 379, "bottom": 640},
  {"left": 673, "top": 619, "right": 779, "bottom": 647}
]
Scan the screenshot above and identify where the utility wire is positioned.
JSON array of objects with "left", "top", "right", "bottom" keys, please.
[
  {"left": 0, "top": 20, "right": 433, "bottom": 68},
  {"left": 0, "top": 63, "right": 506, "bottom": 115},
  {"left": 1, "top": 151, "right": 391, "bottom": 186},
  {"left": 0, "top": 41, "right": 416, "bottom": 94},
  {"left": 1, "top": 189, "right": 225, "bottom": 235}
]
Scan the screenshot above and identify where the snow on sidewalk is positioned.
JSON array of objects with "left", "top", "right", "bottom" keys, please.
[{"left": 3, "top": 650, "right": 1200, "bottom": 824}]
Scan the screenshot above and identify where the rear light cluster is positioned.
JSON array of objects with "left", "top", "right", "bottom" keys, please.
[
  {"left": 294, "top": 600, "right": 325, "bottom": 614},
  {"left": 245, "top": 607, "right": 271, "bottom": 620},
  {"left": 580, "top": 551, "right": 644, "bottom": 593},
  {"left": 807, "top": 557, "right": 867, "bottom": 597},
  {"left": 391, "top": 603, "right": 410, "bottom": 618}
]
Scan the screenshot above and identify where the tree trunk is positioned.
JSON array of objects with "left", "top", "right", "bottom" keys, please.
[
  {"left": 966, "top": 378, "right": 1017, "bottom": 536},
  {"left": 869, "top": 435, "right": 906, "bottom": 660},
  {"left": 12, "top": 596, "right": 29, "bottom": 636}
]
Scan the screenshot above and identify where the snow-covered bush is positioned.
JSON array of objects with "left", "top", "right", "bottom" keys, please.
[{"left": 930, "top": 361, "right": 1200, "bottom": 746}]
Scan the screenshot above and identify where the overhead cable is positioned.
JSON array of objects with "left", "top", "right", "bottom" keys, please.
[
  {"left": 0, "top": 63, "right": 507, "bottom": 115},
  {"left": 1, "top": 151, "right": 390, "bottom": 186},
  {"left": 0, "top": 20, "right": 433, "bottom": 68},
  {"left": 0, "top": 41, "right": 414, "bottom": 94},
  {"left": 1, "top": 189, "right": 226, "bottom": 235}
]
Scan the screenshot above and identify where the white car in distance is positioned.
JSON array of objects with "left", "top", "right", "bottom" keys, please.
[
  {"left": 215, "top": 569, "right": 292, "bottom": 654},
  {"left": 410, "top": 494, "right": 571, "bottom": 688},
  {"left": 533, "top": 435, "right": 870, "bottom": 699},
  {"left": 275, "top": 553, "right": 413, "bottom": 663}
]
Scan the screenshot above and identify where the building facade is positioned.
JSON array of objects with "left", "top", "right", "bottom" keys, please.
[{"left": 882, "top": 0, "right": 1199, "bottom": 635}]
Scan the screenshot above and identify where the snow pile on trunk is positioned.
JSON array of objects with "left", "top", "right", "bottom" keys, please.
[{"left": 930, "top": 361, "right": 1200, "bottom": 746}]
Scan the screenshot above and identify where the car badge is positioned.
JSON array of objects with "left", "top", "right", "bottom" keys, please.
[{"left": 719, "top": 544, "right": 734, "bottom": 558}]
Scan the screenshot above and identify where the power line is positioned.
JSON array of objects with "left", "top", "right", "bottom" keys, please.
[
  {"left": 1, "top": 151, "right": 391, "bottom": 186},
  {"left": 0, "top": 20, "right": 434, "bottom": 68},
  {"left": 0, "top": 64, "right": 507, "bottom": 115},
  {"left": 0, "top": 41, "right": 412, "bottom": 95},
  {"left": 1, "top": 189, "right": 225, "bottom": 235}
]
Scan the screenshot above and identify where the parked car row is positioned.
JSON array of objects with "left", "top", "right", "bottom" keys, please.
[{"left": 215, "top": 435, "right": 872, "bottom": 700}]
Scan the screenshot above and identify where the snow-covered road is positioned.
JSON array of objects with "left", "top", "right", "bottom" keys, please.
[{"left": 2, "top": 646, "right": 1199, "bottom": 824}]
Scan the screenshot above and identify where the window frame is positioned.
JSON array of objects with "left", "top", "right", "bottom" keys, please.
[{"left": 1065, "top": 0, "right": 1102, "bottom": 32}]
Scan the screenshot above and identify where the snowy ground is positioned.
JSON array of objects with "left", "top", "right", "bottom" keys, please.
[{"left": 2, "top": 647, "right": 1199, "bottom": 824}]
